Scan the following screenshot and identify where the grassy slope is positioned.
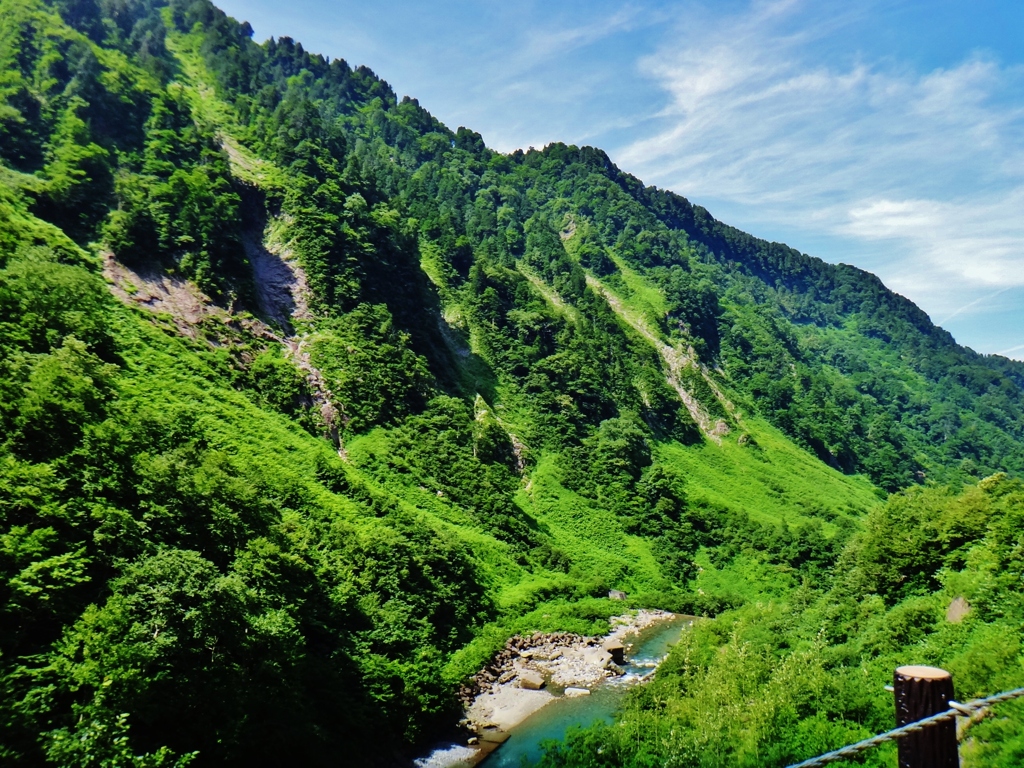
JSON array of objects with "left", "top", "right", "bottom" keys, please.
[
  {"left": 660, "top": 422, "right": 879, "bottom": 526},
  {"left": 560, "top": 226, "right": 881, "bottom": 526},
  {"left": 31, "top": 17, "right": 878, "bottom": 686}
]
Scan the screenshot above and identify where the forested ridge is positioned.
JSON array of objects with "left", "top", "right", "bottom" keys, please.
[{"left": 1, "top": 0, "right": 1023, "bottom": 765}]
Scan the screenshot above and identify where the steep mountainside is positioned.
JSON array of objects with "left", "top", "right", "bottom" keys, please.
[{"left": 1, "top": 0, "right": 1023, "bottom": 765}]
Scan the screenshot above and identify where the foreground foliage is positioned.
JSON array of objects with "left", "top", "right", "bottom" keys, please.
[{"left": 538, "top": 476, "right": 1024, "bottom": 767}]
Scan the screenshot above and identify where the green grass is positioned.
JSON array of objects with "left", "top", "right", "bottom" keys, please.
[
  {"left": 0, "top": 179, "right": 88, "bottom": 264},
  {"left": 607, "top": 252, "right": 669, "bottom": 321},
  {"left": 659, "top": 417, "right": 880, "bottom": 529},
  {"left": 692, "top": 550, "right": 801, "bottom": 603},
  {"left": 113, "top": 308, "right": 359, "bottom": 516}
]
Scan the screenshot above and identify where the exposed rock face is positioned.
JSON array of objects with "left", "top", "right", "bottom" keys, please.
[
  {"left": 103, "top": 253, "right": 275, "bottom": 343},
  {"left": 243, "top": 226, "right": 310, "bottom": 331}
]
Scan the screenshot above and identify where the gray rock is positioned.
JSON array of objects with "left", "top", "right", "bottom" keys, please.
[
  {"left": 564, "top": 687, "right": 591, "bottom": 697},
  {"left": 947, "top": 596, "right": 971, "bottom": 623},
  {"left": 518, "top": 669, "right": 545, "bottom": 690},
  {"left": 603, "top": 639, "right": 625, "bottom": 665},
  {"left": 479, "top": 729, "right": 511, "bottom": 744}
]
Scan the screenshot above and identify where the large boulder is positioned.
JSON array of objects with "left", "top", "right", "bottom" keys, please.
[
  {"left": 582, "top": 646, "right": 612, "bottom": 668},
  {"left": 603, "top": 639, "right": 625, "bottom": 665},
  {"left": 479, "top": 728, "right": 511, "bottom": 744},
  {"left": 518, "top": 669, "right": 545, "bottom": 690},
  {"left": 946, "top": 596, "right": 971, "bottom": 623}
]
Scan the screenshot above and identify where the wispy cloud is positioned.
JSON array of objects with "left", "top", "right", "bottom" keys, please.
[
  {"left": 617, "top": 0, "right": 1024, "bottom": 325},
  {"left": 935, "top": 285, "right": 1016, "bottom": 327},
  {"left": 452, "top": 4, "right": 667, "bottom": 150},
  {"left": 514, "top": 6, "right": 645, "bottom": 64},
  {"left": 842, "top": 191, "right": 1024, "bottom": 295},
  {"left": 996, "top": 343, "right": 1024, "bottom": 357}
]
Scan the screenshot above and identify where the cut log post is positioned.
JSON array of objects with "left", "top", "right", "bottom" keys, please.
[{"left": 893, "top": 665, "right": 959, "bottom": 768}]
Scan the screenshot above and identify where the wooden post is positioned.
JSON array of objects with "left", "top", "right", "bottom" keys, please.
[{"left": 893, "top": 665, "right": 959, "bottom": 768}]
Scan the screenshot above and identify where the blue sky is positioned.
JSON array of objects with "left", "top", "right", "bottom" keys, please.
[{"left": 214, "top": 0, "right": 1024, "bottom": 358}]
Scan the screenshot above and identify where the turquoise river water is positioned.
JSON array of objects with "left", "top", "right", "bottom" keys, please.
[{"left": 478, "top": 614, "right": 694, "bottom": 768}]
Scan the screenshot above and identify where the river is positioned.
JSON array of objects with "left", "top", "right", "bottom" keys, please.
[
  {"left": 479, "top": 614, "right": 693, "bottom": 767},
  {"left": 416, "top": 614, "right": 694, "bottom": 768}
]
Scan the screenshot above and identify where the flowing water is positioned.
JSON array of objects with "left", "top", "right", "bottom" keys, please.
[{"left": 478, "top": 614, "right": 695, "bottom": 768}]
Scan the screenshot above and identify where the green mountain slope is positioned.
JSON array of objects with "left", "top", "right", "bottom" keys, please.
[
  {"left": 537, "top": 475, "right": 1024, "bottom": 768},
  {"left": 1, "top": 0, "right": 1022, "bottom": 765}
]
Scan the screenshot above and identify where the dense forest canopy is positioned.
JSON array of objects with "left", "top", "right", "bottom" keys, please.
[{"left": 1, "top": 0, "right": 1023, "bottom": 765}]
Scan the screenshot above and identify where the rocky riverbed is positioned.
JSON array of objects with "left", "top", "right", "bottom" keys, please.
[
  {"left": 414, "top": 609, "right": 686, "bottom": 768},
  {"left": 456, "top": 610, "right": 675, "bottom": 746}
]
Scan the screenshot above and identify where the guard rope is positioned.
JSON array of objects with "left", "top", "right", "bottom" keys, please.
[{"left": 786, "top": 686, "right": 1024, "bottom": 768}]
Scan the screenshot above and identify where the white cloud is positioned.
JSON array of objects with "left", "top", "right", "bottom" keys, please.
[
  {"left": 616, "top": 0, "right": 1024, "bottom": 327},
  {"left": 515, "top": 6, "right": 644, "bottom": 63},
  {"left": 842, "top": 191, "right": 1024, "bottom": 292}
]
